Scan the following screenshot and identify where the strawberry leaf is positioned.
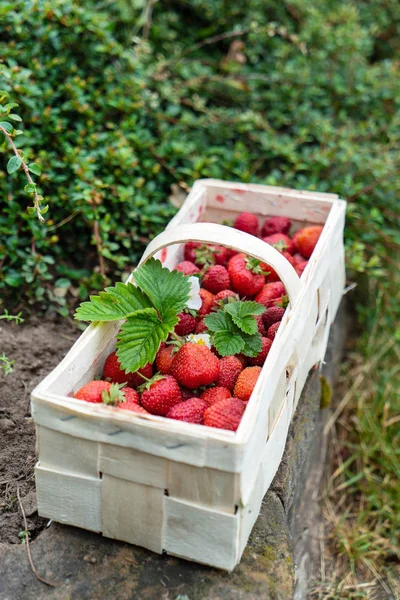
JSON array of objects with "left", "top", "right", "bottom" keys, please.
[
  {"left": 74, "top": 281, "right": 152, "bottom": 322},
  {"left": 241, "top": 332, "right": 263, "bottom": 357},
  {"left": 213, "top": 331, "right": 245, "bottom": 356},
  {"left": 224, "top": 301, "right": 265, "bottom": 335},
  {"left": 116, "top": 307, "right": 178, "bottom": 373},
  {"left": 133, "top": 258, "right": 191, "bottom": 317}
]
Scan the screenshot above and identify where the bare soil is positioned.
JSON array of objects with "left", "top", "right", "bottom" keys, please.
[{"left": 0, "top": 318, "right": 79, "bottom": 543}]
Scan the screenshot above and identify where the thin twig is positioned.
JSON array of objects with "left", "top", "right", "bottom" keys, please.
[
  {"left": 46, "top": 211, "right": 80, "bottom": 232},
  {"left": 142, "top": 0, "right": 157, "bottom": 41},
  {"left": 17, "top": 485, "right": 57, "bottom": 587},
  {"left": 0, "top": 125, "right": 45, "bottom": 223}
]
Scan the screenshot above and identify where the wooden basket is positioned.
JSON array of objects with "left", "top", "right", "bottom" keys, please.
[{"left": 31, "top": 179, "right": 346, "bottom": 571}]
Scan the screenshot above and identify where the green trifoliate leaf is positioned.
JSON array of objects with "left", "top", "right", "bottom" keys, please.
[
  {"left": 213, "top": 331, "right": 245, "bottom": 356},
  {"left": 116, "top": 307, "right": 178, "bottom": 373},
  {"left": 224, "top": 301, "right": 265, "bottom": 335},
  {"left": 7, "top": 155, "right": 22, "bottom": 174},
  {"left": 74, "top": 281, "right": 152, "bottom": 322},
  {"left": 132, "top": 258, "right": 191, "bottom": 316},
  {"left": 204, "top": 309, "right": 233, "bottom": 333}
]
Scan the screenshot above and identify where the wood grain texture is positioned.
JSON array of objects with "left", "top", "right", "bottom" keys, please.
[
  {"left": 37, "top": 426, "right": 100, "bottom": 478},
  {"left": 99, "top": 443, "right": 167, "bottom": 488},
  {"left": 35, "top": 464, "right": 102, "bottom": 532},
  {"left": 101, "top": 475, "right": 164, "bottom": 553},
  {"left": 163, "top": 496, "right": 240, "bottom": 570}
]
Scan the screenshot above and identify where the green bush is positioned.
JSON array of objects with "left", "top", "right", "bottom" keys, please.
[{"left": 1, "top": 0, "right": 399, "bottom": 314}]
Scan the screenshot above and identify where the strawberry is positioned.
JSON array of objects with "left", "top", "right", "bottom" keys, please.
[
  {"left": 292, "top": 252, "right": 304, "bottom": 265},
  {"left": 119, "top": 403, "right": 149, "bottom": 414},
  {"left": 255, "top": 282, "right": 286, "bottom": 308},
  {"left": 262, "top": 306, "right": 285, "bottom": 329},
  {"left": 103, "top": 351, "right": 153, "bottom": 389},
  {"left": 248, "top": 337, "right": 272, "bottom": 366},
  {"left": 261, "top": 216, "right": 291, "bottom": 237},
  {"left": 74, "top": 380, "right": 111, "bottom": 403},
  {"left": 267, "top": 321, "right": 281, "bottom": 341},
  {"left": 200, "top": 386, "right": 231, "bottom": 406},
  {"left": 262, "top": 233, "right": 295, "bottom": 255},
  {"left": 140, "top": 375, "right": 182, "bottom": 416},
  {"left": 176, "top": 261, "right": 200, "bottom": 276},
  {"left": 204, "top": 397, "right": 245, "bottom": 431},
  {"left": 233, "top": 212, "right": 259, "bottom": 236},
  {"left": 228, "top": 254, "right": 265, "bottom": 296},
  {"left": 235, "top": 354, "right": 248, "bottom": 368},
  {"left": 213, "top": 289, "right": 238, "bottom": 308},
  {"left": 295, "top": 260, "right": 308, "bottom": 276},
  {"left": 262, "top": 252, "right": 295, "bottom": 283},
  {"left": 175, "top": 312, "right": 198, "bottom": 336},
  {"left": 166, "top": 397, "right": 208, "bottom": 424},
  {"left": 202, "top": 265, "right": 230, "bottom": 294},
  {"left": 170, "top": 342, "right": 220, "bottom": 389},
  {"left": 294, "top": 226, "right": 323, "bottom": 258},
  {"left": 195, "top": 319, "right": 208, "bottom": 334},
  {"left": 156, "top": 344, "right": 176, "bottom": 374},
  {"left": 234, "top": 366, "right": 262, "bottom": 401},
  {"left": 255, "top": 314, "right": 267, "bottom": 336},
  {"left": 180, "top": 386, "right": 199, "bottom": 400},
  {"left": 101, "top": 384, "right": 144, "bottom": 412},
  {"left": 215, "top": 355, "right": 243, "bottom": 390},
  {"left": 184, "top": 242, "right": 202, "bottom": 263},
  {"left": 211, "top": 245, "right": 229, "bottom": 266},
  {"left": 198, "top": 288, "right": 215, "bottom": 316}
]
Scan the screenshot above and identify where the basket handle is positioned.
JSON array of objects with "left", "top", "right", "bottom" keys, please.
[{"left": 139, "top": 223, "right": 301, "bottom": 306}]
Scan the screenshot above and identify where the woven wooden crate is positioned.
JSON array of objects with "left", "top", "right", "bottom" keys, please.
[{"left": 31, "top": 179, "right": 346, "bottom": 571}]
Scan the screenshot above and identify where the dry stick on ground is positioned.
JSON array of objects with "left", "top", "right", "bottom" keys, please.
[
  {"left": 16, "top": 485, "right": 57, "bottom": 588},
  {"left": 0, "top": 125, "right": 45, "bottom": 223}
]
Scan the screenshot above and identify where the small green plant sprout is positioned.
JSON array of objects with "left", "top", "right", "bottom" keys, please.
[
  {"left": 205, "top": 300, "right": 265, "bottom": 357},
  {"left": 0, "top": 353, "right": 14, "bottom": 376},
  {"left": 18, "top": 529, "right": 31, "bottom": 545},
  {"left": 0, "top": 87, "right": 47, "bottom": 222},
  {"left": 75, "top": 259, "right": 192, "bottom": 373},
  {"left": 0, "top": 309, "right": 24, "bottom": 324}
]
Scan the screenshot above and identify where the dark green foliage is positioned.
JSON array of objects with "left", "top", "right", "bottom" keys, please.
[{"left": 1, "top": 0, "right": 399, "bottom": 313}]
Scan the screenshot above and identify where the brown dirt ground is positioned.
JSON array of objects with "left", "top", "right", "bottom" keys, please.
[{"left": 0, "top": 318, "right": 80, "bottom": 543}]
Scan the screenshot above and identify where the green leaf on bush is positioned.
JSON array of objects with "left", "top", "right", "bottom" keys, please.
[
  {"left": 0, "top": 121, "right": 13, "bottom": 134},
  {"left": 133, "top": 258, "right": 191, "bottom": 316},
  {"left": 224, "top": 301, "right": 265, "bottom": 335},
  {"left": 8, "top": 114, "right": 22, "bottom": 122},
  {"left": 7, "top": 156, "right": 22, "bottom": 174},
  {"left": 24, "top": 183, "right": 36, "bottom": 193},
  {"left": 116, "top": 307, "right": 178, "bottom": 373},
  {"left": 74, "top": 281, "right": 152, "bottom": 321},
  {"left": 28, "top": 163, "right": 41, "bottom": 176}
]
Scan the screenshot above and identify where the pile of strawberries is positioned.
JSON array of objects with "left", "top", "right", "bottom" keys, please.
[{"left": 74, "top": 213, "right": 322, "bottom": 432}]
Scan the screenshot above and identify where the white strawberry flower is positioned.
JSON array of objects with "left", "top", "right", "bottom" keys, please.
[
  {"left": 185, "top": 276, "right": 202, "bottom": 310},
  {"left": 186, "top": 333, "right": 212, "bottom": 348}
]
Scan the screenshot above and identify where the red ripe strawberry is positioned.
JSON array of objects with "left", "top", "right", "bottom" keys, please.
[
  {"left": 100, "top": 384, "right": 148, "bottom": 414},
  {"left": 140, "top": 375, "right": 182, "bottom": 416},
  {"left": 236, "top": 354, "right": 248, "bottom": 368},
  {"left": 156, "top": 344, "right": 176, "bottom": 375},
  {"left": 248, "top": 337, "right": 272, "bottom": 366},
  {"left": 213, "top": 289, "right": 238, "bottom": 307},
  {"left": 228, "top": 254, "right": 265, "bottom": 296},
  {"left": 295, "top": 260, "right": 308, "bottom": 276},
  {"left": 170, "top": 342, "right": 220, "bottom": 389},
  {"left": 74, "top": 380, "right": 111, "bottom": 403},
  {"left": 255, "top": 281, "right": 286, "bottom": 308},
  {"left": 175, "top": 312, "right": 198, "bottom": 336},
  {"left": 263, "top": 306, "right": 285, "bottom": 329},
  {"left": 204, "top": 397, "right": 245, "bottom": 431},
  {"left": 262, "top": 252, "right": 295, "bottom": 283},
  {"left": 184, "top": 242, "right": 202, "bottom": 263},
  {"left": 292, "top": 252, "right": 304, "bottom": 265},
  {"left": 261, "top": 216, "right": 291, "bottom": 237},
  {"left": 263, "top": 233, "right": 295, "bottom": 255},
  {"left": 233, "top": 212, "right": 259, "bottom": 236},
  {"left": 211, "top": 245, "right": 229, "bottom": 265},
  {"left": 119, "top": 402, "right": 149, "bottom": 414},
  {"left": 294, "top": 226, "right": 323, "bottom": 258},
  {"left": 167, "top": 397, "right": 208, "bottom": 424},
  {"left": 255, "top": 282, "right": 286, "bottom": 307},
  {"left": 176, "top": 261, "right": 200, "bottom": 276},
  {"left": 200, "top": 386, "right": 231, "bottom": 406},
  {"left": 118, "top": 387, "right": 140, "bottom": 405},
  {"left": 103, "top": 351, "right": 153, "bottom": 389},
  {"left": 195, "top": 319, "right": 208, "bottom": 334},
  {"left": 267, "top": 321, "right": 281, "bottom": 340},
  {"left": 234, "top": 366, "right": 262, "bottom": 401},
  {"left": 216, "top": 355, "right": 243, "bottom": 391},
  {"left": 198, "top": 288, "right": 215, "bottom": 316},
  {"left": 202, "top": 265, "right": 230, "bottom": 294},
  {"left": 255, "top": 314, "right": 267, "bottom": 336}
]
